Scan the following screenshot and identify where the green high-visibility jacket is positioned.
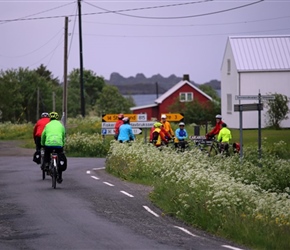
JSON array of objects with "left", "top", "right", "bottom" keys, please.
[
  {"left": 217, "top": 127, "right": 232, "bottom": 143},
  {"left": 41, "top": 120, "right": 65, "bottom": 147}
]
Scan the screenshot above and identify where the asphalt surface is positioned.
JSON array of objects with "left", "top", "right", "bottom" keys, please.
[{"left": 0, "top": 141, "right": 249, "bottom": 250}]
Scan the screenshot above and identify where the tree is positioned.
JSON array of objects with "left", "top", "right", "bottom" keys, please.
[
  {"left": 96, "top": 85, "right": 135, "bottom": 115},
  {"left": 67, "top": 69, "right": 106, "bottom": 116},
  {"left": 198, "top": 84, "right": 220, "bottom": 101},
  {"left": 168, "top": 97, "right": 220, "bottom": 125},
  {"left": 264, "top": 93, "right": 289, "bottom": 129},
  {"left": 0, "top": 68, "right": 56, "bottom": 123}
]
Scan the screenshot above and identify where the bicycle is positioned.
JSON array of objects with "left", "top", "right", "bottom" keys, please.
[{"left": 189, "top": 135, "right": 213, "bottom": 155}]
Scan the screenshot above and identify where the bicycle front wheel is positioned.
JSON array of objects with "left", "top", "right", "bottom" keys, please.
[{"left": 208, "top": 145, "right": 218, "bottom": 157}]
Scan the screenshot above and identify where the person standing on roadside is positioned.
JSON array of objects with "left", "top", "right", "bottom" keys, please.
[
  {"left": 33, "top": 112, "right": 50, "bottom": 152},
  {"left": 160, "top": 114, "right": 174, "bottom": 138},
  {"left": 118, "top": 117, "right": 135, "bottom": 143},
  {"left": 114, "top": 113, "right": 124, "bottom": 140}
]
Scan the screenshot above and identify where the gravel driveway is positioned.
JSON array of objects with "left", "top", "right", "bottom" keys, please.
[{"left": 0, "top": 140, "right": 34, "bottom": 157}]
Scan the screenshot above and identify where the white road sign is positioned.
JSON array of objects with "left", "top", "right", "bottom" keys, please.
[
  {"left": 235, "top": 95, "right": 275, "bottom": 100},
  {"left": 102, "top": 128, "right": 142, "bottom": 135},
  {"left": 102, "top": 121, "right": 154, "bottom": 129}
]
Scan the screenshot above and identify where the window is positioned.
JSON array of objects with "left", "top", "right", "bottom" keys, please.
[
  {"left": 227, "top": 94, "right": 232, "bottom": 113},
  {"left": 227, "top": 59, "right": 231, "bottom": 75},
  {"left": 179, "top": 92, "right": 193, "bottom": 102}
]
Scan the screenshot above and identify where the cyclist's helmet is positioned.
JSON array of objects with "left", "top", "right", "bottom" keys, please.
[
  {"left": 215, "top": 114, "right": 222, "bottom": 119},
  {"left": 41, "top": 112, "right": 49, "bottom": 118},
  {"left": 161, "top": 114, "right": 166, "bottom": 119},
  {"left": 118, "top": 113, "right": 124, "bottom": 119},
  {"left": 49, "top": 111, "right": 59, "bottom": 120},
  {"left": 154, "top": 122, "right": 162, "bottom": 128},
  {"left": 122, "top": 117, "right": 129, "bottom": 124},
  {"left": 179, "top": 122, "right": 185, "bottom": 126}
]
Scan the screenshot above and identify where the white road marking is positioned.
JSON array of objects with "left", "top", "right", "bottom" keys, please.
[
  {"left": 91, "top": 176, "right": 99, "bottom": 180},
  {"left": 103, "top": 182, "right": 114, "bottom": 186},
  {"left": 222, "top": 245, "right": 244, "bottom": 250},
  {"left": 120, "top": 191, "right": 134, "bottom": 197},
  {"left": 93, "top": 167, "right": 105, "bottom": 170},
  {"left": 173, "top": 226, "right": 198, "bottom": 237},
  {"left": 86, "top": 171, "right": 91, "bottom": 174},
  {"left": 143, "top": 206, "right": 159, "bottom": 217}
]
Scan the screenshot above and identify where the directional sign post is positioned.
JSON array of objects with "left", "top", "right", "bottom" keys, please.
[
  {"left": 163, "top": 113, "right": 184, "bottom": 122},
  {"left": 101, "top": 128, "right": 142, "bottom": 135},
  {"left": 102, "top": 114, "right": 147, "bottom": 122},
  {"left": 234, "top": 93, "right": 274, "bottom": 162}
]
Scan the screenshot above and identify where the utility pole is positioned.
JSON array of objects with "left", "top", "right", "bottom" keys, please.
[
  {"left": 62, "top": 16, "right": 68, "bottom": 127},
  {"left": 36, "top": 87, "right": 39, "bottom": 120},
  {"left": 78, "top": 0, "right": 85, "bottom": 117}
]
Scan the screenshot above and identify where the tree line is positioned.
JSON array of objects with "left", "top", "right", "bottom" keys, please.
[{"left": 0, "top": 65, "right": 135, "bottom": 123}]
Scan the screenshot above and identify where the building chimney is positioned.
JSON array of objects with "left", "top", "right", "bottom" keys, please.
[{"left": 183, "top": 74, "right": 190, "bottom": 81}]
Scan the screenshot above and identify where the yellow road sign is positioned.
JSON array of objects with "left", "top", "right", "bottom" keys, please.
[
  {"left": 163, "top": 113, "right": 184, "bottom": 122},
  {"left": 102, "top": 114, "right": 137, "bottom": 122}
]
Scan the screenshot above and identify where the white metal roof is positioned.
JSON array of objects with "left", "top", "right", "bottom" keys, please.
[{"left": 229, "top": 35, "right": 290, "bottom": 72}]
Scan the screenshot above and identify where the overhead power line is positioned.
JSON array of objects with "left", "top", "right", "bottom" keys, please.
[
  {"left": 0, "top": 0, "right": 264, "bottom": 23},
  {"left": 83, "top": 0, "right": 264, "bottom": 20},
  {"left": 0, "top": 2, "right": 75, "bottom": 25}
]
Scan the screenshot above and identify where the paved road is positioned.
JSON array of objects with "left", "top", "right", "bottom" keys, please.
[{"left": 0, "top": 143, "right": 248, "bottom": 250}]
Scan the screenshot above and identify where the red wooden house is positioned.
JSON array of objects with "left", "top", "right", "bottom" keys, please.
[{"left": 130, "top": 75, "right": 212, "bottom": 121}]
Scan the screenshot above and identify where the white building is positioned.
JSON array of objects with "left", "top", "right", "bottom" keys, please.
[{"left": 221, "top": 35, "right": 290, "bottom": 129}]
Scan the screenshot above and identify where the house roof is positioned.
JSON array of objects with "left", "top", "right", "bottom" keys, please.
[
  {"left": 155, "top": 80, "right": 212, "bottom": 104},
  {"left": 130, "top": 103, "right": 158, "bottom": 111},
  {"left": 228, "top": 35, "right": 290, "bottom": 72}
]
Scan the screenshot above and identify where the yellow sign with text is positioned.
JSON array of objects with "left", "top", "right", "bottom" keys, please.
[
  {"left": 163, "top": 113, "right": 184, "bottom": 122},
  {"left": 102, "top": 114, "right": 137, "bottom": 122}
]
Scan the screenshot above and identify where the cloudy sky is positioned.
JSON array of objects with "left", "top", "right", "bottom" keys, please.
[{"left": 0, "top": 0, "right": 290, "bottom": 84}]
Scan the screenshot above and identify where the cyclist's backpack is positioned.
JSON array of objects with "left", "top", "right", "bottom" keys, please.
[
  {"left": 58, "top": 152, "right": 67, "bottom": 171},
  {"left": 33, "top": 150, "right": 41, "bottom": 164}
]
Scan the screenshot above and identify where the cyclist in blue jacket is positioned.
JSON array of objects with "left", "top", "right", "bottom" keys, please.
[
  {"left": 174, "top": 122, "right": 188, "bottom": 149},
  {"left": 117, "top": 117, "right": 135, "bottom": 143}
]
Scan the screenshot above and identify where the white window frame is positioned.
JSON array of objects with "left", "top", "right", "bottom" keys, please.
[{"left": 179, "top": 92, "right": 193, "bottom": 102}]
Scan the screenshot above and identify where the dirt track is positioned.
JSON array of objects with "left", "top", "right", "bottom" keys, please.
[{"left": 0, "top": 141, "right": 34, "bottom": 157}]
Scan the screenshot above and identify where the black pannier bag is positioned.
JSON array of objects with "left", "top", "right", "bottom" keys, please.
[
  {"left": 33, "top": 150, "right": 41, "bottom": 164},
  {"left": 58, "top": 152, "right": 67, "bottom": 171}
]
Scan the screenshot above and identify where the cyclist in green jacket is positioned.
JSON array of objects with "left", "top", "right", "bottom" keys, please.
[
  {"left": 41, "top": 112, "right": 66, "bottom": 183},
  {"left": 217, "top": 123, "right": 232, "bottom": 153}
]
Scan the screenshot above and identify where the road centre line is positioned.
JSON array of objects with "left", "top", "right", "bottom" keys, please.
[
  {"left": 173, "top": 226, "right": 198, "bottom": 237},
  {"left": 103, "top": 181, "right": 114, "bottom": 186},
  {"left": 120, "top": 191, "right": 134, "bottom": 197},
  {"left": 222, "top": 245, "right": 244, "bottom": 250},
  {"left": 91, "top": 176, "right": 99, "bottom": 180},
  {"left": 86, "top": 170, "right": 91, "bottom": 174},
  {"left": 143, "top": 206, "right": 159, "bottom": 217},
  {"left": 93, "top": 167, "right": 105, "bottom": 170}
]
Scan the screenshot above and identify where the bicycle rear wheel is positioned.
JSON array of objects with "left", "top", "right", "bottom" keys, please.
[{"left": 52, "top": 166, "right": 57, "bottom": 189}]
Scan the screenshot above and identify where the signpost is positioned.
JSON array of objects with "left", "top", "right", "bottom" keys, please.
[
  {"left": 101, "top": 128, "right": 142, "bottom": 135},
  {"left": 234, "top": 93, "right": 274, "bottom": 161},
  {"left": 163, "top": 113, "right": 183, "bottom": 122},
  {"left": 102, "top": 113, "right": 147, "bottom": 122}
]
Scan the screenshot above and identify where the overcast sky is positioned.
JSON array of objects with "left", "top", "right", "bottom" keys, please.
[{"left": 0, "top": 0, "right": 290, "bottom": 84}]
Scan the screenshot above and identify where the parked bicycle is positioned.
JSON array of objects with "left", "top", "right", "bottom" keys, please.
[{"left": 189, "top": 135, "right": 213, "bottom": 155}]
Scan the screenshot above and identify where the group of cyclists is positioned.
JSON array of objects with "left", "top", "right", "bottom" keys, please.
[
  {"left": 33, "top": 111, "right": 66, "bottom": 184},
  {"left": 113, "top": 112, "right": 238, "bottom": 154}
]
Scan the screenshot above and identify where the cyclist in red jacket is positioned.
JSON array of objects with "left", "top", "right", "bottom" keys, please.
[
  {"left": 206, "top": 114, "right": 224, "bottom": 139},
  {"left": 114, "top": 113, "right": 124, "bottom": 140},
  {"left": 33, "top": 112, "right": 50, "bottom": 151}
]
